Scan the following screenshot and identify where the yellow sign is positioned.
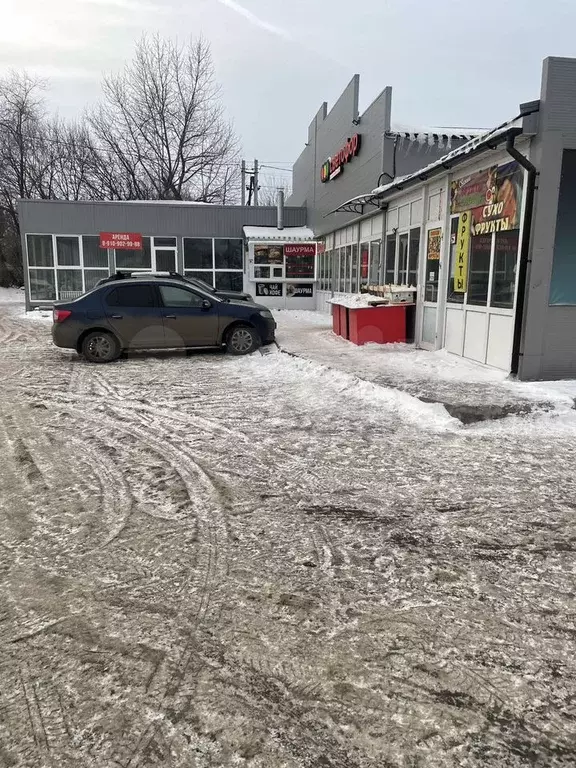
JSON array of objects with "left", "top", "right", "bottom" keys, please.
[{"left": 454, "top": 211, "right": 471, "bottom": 293}]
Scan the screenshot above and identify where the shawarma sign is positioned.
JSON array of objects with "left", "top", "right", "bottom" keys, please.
[
  {"left": 450, "top": 161, "right": 524, "bottom": 236},
  {"left": 320, "top": 134, "right": 361, "bottom": 183}
]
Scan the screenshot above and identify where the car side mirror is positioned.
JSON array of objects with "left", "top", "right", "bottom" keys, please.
[{"left": 201, "top": 299, "right": 211, "bottom": 311}]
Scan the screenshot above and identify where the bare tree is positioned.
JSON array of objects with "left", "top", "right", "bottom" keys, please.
[
  {"left": 87, "top": 35, "right": 240, "bottom": 202},
  {"left": 257, "top": 173, "right": 292, "bottom": 206},
  {"left": 0, "top": 71, "right": 55, "bottom": 284}
]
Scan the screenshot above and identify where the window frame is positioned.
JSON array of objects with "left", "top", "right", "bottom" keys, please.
[
  {"left": 445, "top": 213, "right": 520, "bottom": 314},
  {"left": 26, "top": 233, "right": 111, "bottom": 302},
  {"left": 184, "top": 236, "right": 244, "bottom": 291}
]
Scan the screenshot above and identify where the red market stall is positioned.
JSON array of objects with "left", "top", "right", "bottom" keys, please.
[{"left": 331, "top": 296, "right": 415, "bottom": 345}]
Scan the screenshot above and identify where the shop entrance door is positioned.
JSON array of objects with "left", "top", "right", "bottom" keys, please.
[{"left": 419, "top": 224, "right": 443, "bottom": 349}]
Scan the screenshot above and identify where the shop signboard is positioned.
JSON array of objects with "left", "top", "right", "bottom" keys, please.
[
  {"left": 285, "top": 243, "right": 316, "bottom": 279},
  {"left": 100, "top": 232, "right": 142, "bottom": 250},
  {"left": 256, "top": 283, "right": 283, "bottom": 297},
  {"left": 320, "top": 134, "right": 362, "bottom": 183},
  {"left": 451, "top": 162, "right": 524, "bottom": 236},
  {"left": 454, "top": 212, "right": 471, "bottom": 292},
  {"left": 286, "top": 284, "right": 314, "bottom": 298}
]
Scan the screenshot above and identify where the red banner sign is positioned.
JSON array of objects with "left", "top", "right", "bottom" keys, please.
[
  {"left": 284, "top": 243, "right": 316, "bottom": 257},
  {"left": 100, "top": 232, "right": 143, "bottom": 250}
]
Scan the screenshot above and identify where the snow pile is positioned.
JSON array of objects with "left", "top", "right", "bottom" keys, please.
[
  {"left": 241, "top": 350, "right": 459, "bottom": 433},
  {"left": 0, "top": 287, "right": 25, "bottom": 303}
]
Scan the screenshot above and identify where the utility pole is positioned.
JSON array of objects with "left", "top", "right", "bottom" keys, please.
[
  {"left": 247, "top": 173, "right": 254, "bottom": 206},
  {"left": 241, "top": 160, "right": 246, "bottom": 206},
  {"left": 253, "top": 159, "right": 259, "bottom": 206}
]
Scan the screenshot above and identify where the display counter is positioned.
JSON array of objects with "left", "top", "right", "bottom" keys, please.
[{"left": 330, "top": 296, "right": 415, "bottom": 345}]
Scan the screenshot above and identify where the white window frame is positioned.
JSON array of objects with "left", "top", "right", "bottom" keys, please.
[{"left": 26, "top": 233, "right": 110, "bottom": 302}]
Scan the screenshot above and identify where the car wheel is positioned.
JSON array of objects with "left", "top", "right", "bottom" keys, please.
[
  {"left": 82, "top": 331, "right": 120, "bottom": 363},
  {"left": 226, "top": 325, "right": 260, "bottom": 355}
]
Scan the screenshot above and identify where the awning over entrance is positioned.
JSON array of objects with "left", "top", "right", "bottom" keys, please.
[{"left": 243, "top": 226, "right": 315, "bottom": 241}]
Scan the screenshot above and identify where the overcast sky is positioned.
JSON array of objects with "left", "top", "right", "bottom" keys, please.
[{"left": 3, "top": 0, "right": 576, "bottom": 186}]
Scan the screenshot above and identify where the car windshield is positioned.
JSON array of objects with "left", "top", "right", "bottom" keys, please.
[{"left": 186, "top": 276, "right": 216, "bottom": 294}]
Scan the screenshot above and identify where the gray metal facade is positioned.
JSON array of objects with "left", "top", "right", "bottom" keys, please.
[
  {"left": 19, "top": 200, "right": 306, "bottom": 239},
  {"left": 287, "top": 75, "right": 473, "bottom": 236},
  {"left": 19, "top": 200, "right": 307, "bottom": 308},
  {"left": 519, "top": 57, "right": 576, "bottom": 380}
]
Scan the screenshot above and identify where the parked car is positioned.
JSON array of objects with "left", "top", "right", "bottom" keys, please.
[
  {"left": 95, "top": 271, "right": 253, "bottom": 302},
  {"left": 52, "top": 276, "right": 276, "bottom": 363}
]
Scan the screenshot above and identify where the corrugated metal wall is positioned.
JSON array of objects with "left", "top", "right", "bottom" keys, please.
[{"left": 19, "top": 201, "right": 306, "bottom": 238}]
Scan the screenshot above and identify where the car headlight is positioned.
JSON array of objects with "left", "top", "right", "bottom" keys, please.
[{"left": 259, "top": 310, "right": 274, "bottom": 319}]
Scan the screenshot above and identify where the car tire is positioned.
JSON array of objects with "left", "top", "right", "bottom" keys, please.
[
  {"left": 81, "top": 331, "right": 121, "bottom": 363},
  {"left": 225, "top": 325, "right": 260, "bottom": 356}
]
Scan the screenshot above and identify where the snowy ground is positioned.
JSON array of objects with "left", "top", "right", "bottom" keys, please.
[{"left": 1, "top": 294, "right": 576, "bottom": 767}]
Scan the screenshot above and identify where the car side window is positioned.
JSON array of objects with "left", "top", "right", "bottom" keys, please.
[
  {"left": 160, "top": 285, "right": 205, "bottom": 308},
  {"left": 106, "top": 285, "right": 156, "bottom": 307}
]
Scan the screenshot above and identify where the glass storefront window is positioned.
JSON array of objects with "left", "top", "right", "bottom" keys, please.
[
  {"left": 215, "top": 272, "right": 243, "bottom": 292},
  {"left": 408, "top": 228, "right": 420, "bottom": 287},
  {"left": 27, "top": 235, "right": 53, "bottom": 267},
  {"left": 398, "top": 233, "right": 409, "bottom": 284},
  {"left": 184, "top": 238, "right": 213, "bottom": 269},
  {"left": 84, "top": 270, "right": 108, "bottom": 292},
  {"left": 115, "top": 237, "right": 151, "bottom": 269},
  {"left": 215, "top": 239, "right": 243, "bottom": 270},
  {"left": 446, "top": 217, "right": 464, "bottom": 304},
  {"left": 344, "top": 245, "right": 351, "bottom": 292},
  {"left": 385, "top": 235, "right": 396, "bottom": 284},
  {"left": 29, "top": 269, "right": 56, "bottom": 300},
  {"left": 184, "top": 271, "right": 214, "bottom": 287},
  {"left": 467, "top": 235, "right": 492, "bottom": 306},
  {"left": 491, "top": 230, "right": 519, "bottom": 308},
  {"left": 339, "top": 248, "right": 346, "bottom": 291},
  {"left": 369, "top": 241, "right": 380, "bottom": 284},
  {"left": 82, "top": 236, "right": 108, "bottom": 268},
  {"left": 56, "top": 236, "right": 80, "bottom": 266},
  {"left": 350, "top": 244, "right": 359, "bottom": 293},
  {"left": 57, "top": 270, "right": 83, "bottom": 297}
]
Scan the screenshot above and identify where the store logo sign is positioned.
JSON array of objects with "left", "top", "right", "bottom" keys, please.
[{"left": 320, "top": 134, "right": 361, "bottom": 183}]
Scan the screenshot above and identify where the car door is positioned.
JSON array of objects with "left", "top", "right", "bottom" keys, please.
[
  {"left": 104, "top": 283, "right": 165, "bottom": 348},
  {"left": 158, "top": 284, "right": 220, "bottom": 347}
]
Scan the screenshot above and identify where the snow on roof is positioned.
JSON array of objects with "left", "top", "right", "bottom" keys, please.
[
  {"left": 243, "top": 226, "right": 315, "bottom": 241},
  {"left": 334, "top": 116, "right": 525, "bottom": 214},
  {"left": 390, "top": 122, "right": 487, "bottom": 141}
]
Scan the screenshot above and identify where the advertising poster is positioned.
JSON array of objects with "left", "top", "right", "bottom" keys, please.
[
  {"left": 427, "top": 228, "right": 442, "bottom": 260},
  {"left": 286, "top": 284, "right": 314, "bottom": 298},
  {"left": 454, "top": 212, "right": 471, "bottom": 292},
  {"left": 451, "top": 162, "right": 524, "bottom": 236},
  {"left": 254, "top": 245, "right": 284, "bottom": 265},
  {"left": 256, "top": 283, "right": 283, "bottom": 297}
]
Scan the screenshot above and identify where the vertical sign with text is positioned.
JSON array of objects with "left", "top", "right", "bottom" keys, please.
[{"left": 454, "top": 213, "right": 471, "bottom": 293}]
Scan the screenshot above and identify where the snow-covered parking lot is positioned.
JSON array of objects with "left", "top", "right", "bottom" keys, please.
[{"left": 1, "top": 292, "right": 576, "bottom": 767}]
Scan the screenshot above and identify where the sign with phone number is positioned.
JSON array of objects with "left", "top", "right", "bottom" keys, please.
[{"left": 99, "top": 232, "right": 143, "bottom": 250}]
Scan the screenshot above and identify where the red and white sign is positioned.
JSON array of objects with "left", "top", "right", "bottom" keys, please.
[
  {"left": 284, "top": 243, "right": 316, "bottom": 257},
  {"left": 99, "top": 232, "right": 143, "bottom": 250}
]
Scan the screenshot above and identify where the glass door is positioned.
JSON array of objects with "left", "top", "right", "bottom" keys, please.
[
  {"left": 420, "top": 224, "right": 443, "bottom": 348},
  {"left": 152, "top": 237, "right": 177, "bottom": 272}
]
